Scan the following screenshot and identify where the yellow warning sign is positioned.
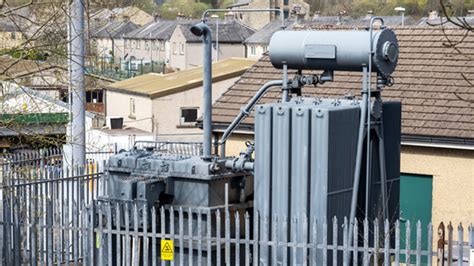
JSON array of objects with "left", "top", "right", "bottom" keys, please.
[{"left": 161, "top": 239, "right": 174, "bottom": 261}]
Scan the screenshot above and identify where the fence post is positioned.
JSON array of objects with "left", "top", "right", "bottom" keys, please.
[
  {"left": 457, "top": 224, "right": 463, "bottom": 266},
  {"left": 438, "top": 222, "right": 445, "bottom": 266},
  {"left": 448, "top": 222, "right": 453, "bottom": 265}
]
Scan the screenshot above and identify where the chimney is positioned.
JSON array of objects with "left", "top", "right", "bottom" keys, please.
[
  {"left": 154, "top": 13, "right": 161, "bottom": 22},
  {"left": 224, "top": 11, "right": 235, "bottom": 23},
  {"left": 313, "top": 10, "right": 321, "bottom": 20},
  {"left": 428, "top": 10, "right": 439, "bottom": 20},
  {"left": 176, "top": 12, "right": 185, "bottom": 21}
]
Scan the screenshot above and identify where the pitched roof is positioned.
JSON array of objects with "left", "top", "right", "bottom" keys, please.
[
  {"left": 91, "top": 20, "right": 138, "bottom": 38},
  {"left": 180, "top": 20, "right": 256, "bottom": 43},
  {"left": 245, "top": 20, "right": 293, "bottom": 44},
  {"left": 125, "top": 20, "right": 178, "bottom": 40},
  {"left": 212, "top": 27, "right": 474, "bottom": 145},
  {"left": 106, "top": 58, "right": 256, "bottom": 99}
]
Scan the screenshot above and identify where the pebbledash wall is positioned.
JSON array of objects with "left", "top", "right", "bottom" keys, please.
[{"left": 221, "top": 133, "right": 473, "bottom": 240}]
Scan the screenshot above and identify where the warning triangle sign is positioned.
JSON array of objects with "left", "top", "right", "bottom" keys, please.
[
  {"left": 161, "top": 239, "right": 174, "bottom": 260},
  {"left": 162, "top": 242, "right": 173, "bottom": 253}
]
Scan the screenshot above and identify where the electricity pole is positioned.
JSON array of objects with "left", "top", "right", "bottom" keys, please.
[{"left": 66, "top": 0, "right": 86, "bottom": 167}]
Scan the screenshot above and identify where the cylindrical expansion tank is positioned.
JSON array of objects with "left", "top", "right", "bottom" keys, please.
[{"left": 269, "top": 29, "right": 399, "bottom": 77}]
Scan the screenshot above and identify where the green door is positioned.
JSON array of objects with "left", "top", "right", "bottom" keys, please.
[{"left": 400, "top": 173, "right": 433, "bottom": 264}]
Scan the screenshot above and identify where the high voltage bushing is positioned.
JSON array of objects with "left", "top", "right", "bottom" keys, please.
[{"left": 269, "top": 29, "right": 399, "bottom": 77}]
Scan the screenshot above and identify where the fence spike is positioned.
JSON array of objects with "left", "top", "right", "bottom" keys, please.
[
  {"left": 333, "top": 216, "right": 338, "bottom": 266},
  {"left": 363, "top": 219, "right": 369, "bottom": 266},
  {"left": 384, "top": 219, "right": 390, "bottom": 266},
  {"left": 245, "top": 211, "right": 250, "bottom": 266},
  {"left": 216, "top": 209, "right": 221, "bottom": 266},
  {"left": 457, "top": 223, "right": 464, "bottom": 266},
  {"left": 427, "top": 222, "right": 433, "bottom": 266}
]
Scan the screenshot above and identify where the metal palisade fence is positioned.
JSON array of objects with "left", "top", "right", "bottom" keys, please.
[{"left": 0, "top": 153, "right": 473, "bottom": 265}]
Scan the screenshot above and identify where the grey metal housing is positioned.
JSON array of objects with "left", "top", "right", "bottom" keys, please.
[
  {"left": 254, "top": 98, "right": 361, "bottom": 265},
  {"left": 269, "top": 29, "right": 399, "bottom": 77}
]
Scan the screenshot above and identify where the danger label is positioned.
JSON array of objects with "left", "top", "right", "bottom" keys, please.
[{"left": 160, "top": 239, "right": 174, "bottom": 261}]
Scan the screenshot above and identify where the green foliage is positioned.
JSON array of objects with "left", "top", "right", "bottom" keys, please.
[
  {"left": 304, "top": 0, "right": 470, "bottom": 17},
  {"left": 158, "top": 0, "right": 212, "bottom": 19},
  {"left": 1, "top": 49, "right": 49, "bottom": 61}
]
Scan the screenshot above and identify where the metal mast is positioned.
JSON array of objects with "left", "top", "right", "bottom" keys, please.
[{"left": 67, "top": 0, "right": 86, "bottom": 167}]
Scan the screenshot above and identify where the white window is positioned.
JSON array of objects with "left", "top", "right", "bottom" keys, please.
[
  {"left": 136, "top": 40, "right": 140, "bottom": 49},
  {"left": 145, "top": 40, "right": 149, "bottom": 50},
  {"left": 180, "top": 43, "right": 185, "bottom": 55},
  {"left": 262, "top": 45, "right": 268, "bottom": 52},
  {"left": 160, "top": 41, "right": 165, "bottom": 51},
  {"left": 129, "top": 98, "right": 136, "bottom": 118},
  {"left": 250, "top": 45, "right": 256, "bottom": 56},
  {"left": 172, "top": 42, "right": 177, "bottom": 54},
  {"left": 132, "top": 40, "right": 136, "bottom": 49},
  {"left": 180, "top": 108, "right": 198, "bottom": 125}
]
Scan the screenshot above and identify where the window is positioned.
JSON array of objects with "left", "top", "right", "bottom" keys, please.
[
  {"left": 132, "top": 40, "right": 136, "bottom": 49},
  {"left": 250, "top": 45, "right": 256, "bottom": 56},
  {"left": 129, "top": 98, "right": 136, "bottom": 118},
  {"left": 160, "top": 41, "right": 165, "bottom": 51},
  {"left": 10, "top": 32, "right": 15, "bottom": 40},
  {"left": 136, "top": 40, "right": 140, "bottom": 49},
  {"left": 262, "top": 45, "right": 268, "bottom": 52},
  {"left": 180, "top": 108, "right": 198, "bottom": 125},
  {"left": 145, "top": 40, "right": 149, "bottom": 50},
  {"left": 180, "top": 43, "right": 185, "bottom": 55},
  {"left": 172, "top": 42, "right": 177, "bottom": 54}
]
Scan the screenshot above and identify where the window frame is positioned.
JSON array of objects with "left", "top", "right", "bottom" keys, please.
[{"left": 179, "top": 107, "right": 199, "bottom": 126}]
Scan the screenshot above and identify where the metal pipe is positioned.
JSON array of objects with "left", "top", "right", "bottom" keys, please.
[
  {"left": 202, "top": 8, "right": 286, "bottom": 28},
  {"left": 281, "top": 63, "right": 289, "bottom": 102},
  {"left": 219, "top": 80, "right": 284, "bottom": 149},
  {"left": 365, "top": 16, "right": 384, "bottom": 218},
  {"left": 347, "top": 66, "right": 369, "bottom": 245},
  {"left": 69, "top": 0, "right": 86, "bottom": 167},
  {"left": 190, "top": 22, "right": 213, "bottom": 157},
  {"left": 378, "top": 120, "right": 389, "bottom": 221}
]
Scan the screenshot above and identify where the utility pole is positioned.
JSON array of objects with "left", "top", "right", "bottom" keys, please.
[{"left": 66, "top": 0, "right": 86, "bottom": 167}]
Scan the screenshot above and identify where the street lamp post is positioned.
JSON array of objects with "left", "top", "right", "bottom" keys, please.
[
  {"left": 210, "top": 14, "right": 219, "bottom": 61},
  {"left": 394, "top": 6, "right": 406, "bottom": 26}
]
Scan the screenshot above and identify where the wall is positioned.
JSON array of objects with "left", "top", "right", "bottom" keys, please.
[
  {"left": 222, "top": 133, "right": 474, "bottom": 238},
  {"left": 123, "top": 38, "right": 168, "bottom": 63},
  {"left": 246, "top": 44, "right": 267, "bottom": 59},
  {"left": 239, "top": 0, "right": 310, "bottom": 30},
  {"left": 400, "top": 145, "right": 473, "bottom": 233},
  {"left": 105, "top": 90, "right": 153, "bottom": 132},
  {"left": 151, "top": 77, "right": 239, "bottom": 142},
  {"left": 0, "top": 31, "right": 25, "bottom": 49},
  {"left": 185, "top": 43, "right": 245, "bottom": 69},
  {"left": 169, "top": 26, "right": 187, "bottom": 70},
  {"left": 169, "top": 26, "right": 247, "bottom": 70}
]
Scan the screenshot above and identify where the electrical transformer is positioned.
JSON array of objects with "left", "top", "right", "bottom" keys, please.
[{"left": 99, "top": 17, "right": 402, "bottom": 265}]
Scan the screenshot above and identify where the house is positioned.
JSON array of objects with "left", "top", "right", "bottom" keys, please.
[
  {"left": 0, "top": 20, "right": 26, "bottom": 50},
  {"left": 169, "top": 19, "right": 255, "bottom": 70},
  {"left": 418, "top": 10, "right": 474, "bottom": 27},
  {"left": 0, "top": 82, "right": 98, "bottom": 150},
  {"left": 211, "top": 28, "right": 473, "bottom": 236},
  {"left": 91, "top": 19, "right": 139, "bottom": 60},
  {"left": 244, "top": 20, "right": 293, "bottom": 59},
  {"left": 122, "top": 20, "right": 179, "bottom": 64},
  {"left": 91, "top": 7, "right": 154, "bottom": 27},
  {"left": 0, "top": 7, "right": 32, "bottom": 50},
  {"left": 104, "top": 58, "right": 256, "bottom": 141},
  {"left": 0, "top": 57, "right": 114, "bottom": 114},
  {"left": 229, "top": 0, "right": 310, "bottom": 30}
]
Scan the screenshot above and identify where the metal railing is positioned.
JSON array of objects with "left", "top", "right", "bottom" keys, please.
[{"left": 1, "top": 163, "right": 473, "bottom": 265}]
